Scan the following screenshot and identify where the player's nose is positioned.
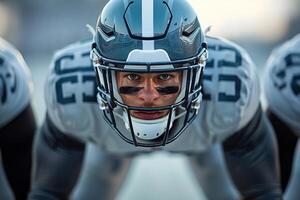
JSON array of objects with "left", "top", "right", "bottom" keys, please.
[{"left": 138, "top": 79, "right": 160, "bottom": 104}]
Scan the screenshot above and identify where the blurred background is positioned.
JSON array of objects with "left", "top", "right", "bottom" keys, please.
[{"left": 0, "top": 0, "right": 299, "bottom": 199}]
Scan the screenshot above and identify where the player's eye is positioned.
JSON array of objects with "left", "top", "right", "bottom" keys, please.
[
  {"left": 127, "top": 74, "right": 140, "bottom": 81},
  {"left": 158, "top": 74, "right": 173, "bottom": 81}
]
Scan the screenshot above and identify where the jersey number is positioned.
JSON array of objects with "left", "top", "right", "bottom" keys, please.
[
  {"left": 275, "top": 53, "right": 300, "bottom": 96},
  {"left": 203, "top": 45, "right": 242, "bottom": 102},
  {"left": 54, "top": 53, "right": 97, "bottom": 105},
  {"left": 0, "top": 57, "right": 17, "bottom": 104}
]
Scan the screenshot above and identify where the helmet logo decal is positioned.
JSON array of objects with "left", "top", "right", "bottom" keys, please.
[{"left": 142, "top": 0, "right": 154, "bottom": 50}]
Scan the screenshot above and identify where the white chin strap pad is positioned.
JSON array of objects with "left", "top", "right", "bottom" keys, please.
[{"left": 124, "top": 112, "right": 175, "bottom": 140}]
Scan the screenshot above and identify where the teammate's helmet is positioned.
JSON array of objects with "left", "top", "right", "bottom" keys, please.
[{"left": 91, "top": 0, "right": 208, "bottom": 147}]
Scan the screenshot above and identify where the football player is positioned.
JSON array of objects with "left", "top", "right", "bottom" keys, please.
[
  {"left": 29, "top": 0, "right": 282, "bottom": 199},
  {"left": 264, "top": 34, "right": 300, "bottom": 200},
  {"left": 0, "top": 38, "right": 37, "bottom": 199}
]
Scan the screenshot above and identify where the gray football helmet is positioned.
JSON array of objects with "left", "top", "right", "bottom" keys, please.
[{"left": 91, "top": 0, "right": 208, "bottom": 147}]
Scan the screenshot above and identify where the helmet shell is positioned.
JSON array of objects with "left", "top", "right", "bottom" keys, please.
[{"left": 95, "top": 0, "right": 205, "bottom": 61}]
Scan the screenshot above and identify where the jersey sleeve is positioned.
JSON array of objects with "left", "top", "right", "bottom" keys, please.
[
  {"left": 200, "top": 37, "right": 260, "bottom": 141},
  {"left": 263, "top": 34, "right": 300, "bottom": 135},
  {"left": 45, "top": 40, "right": 102, "bottom": 142},
  {"left": 0, "top": 39, "right": 33, "bottom": 128}
]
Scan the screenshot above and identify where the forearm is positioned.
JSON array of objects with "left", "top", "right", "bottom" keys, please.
[
  {"left": 0, "top": 156, "right": 14, "bottom": 200},
  {"left": 188, "top": 144, "right": 241, "bottom": 200},
  {"left": 267, "top": 108, "right": 298, "bottom": 191},
  {"left": 72, "top": 143, "right": 132, "bottom": 200},
  {"left": 0, "top": 104, "right": 36, "bottom": 200},
  {"left": 285, "top": 139, "right": 300, "bottom": 200},
  {"left": 29, "top": 116, "right": 85, "bottom": 200},
  {"left": 223, "top": 106, "right": 282, "bottom": 200}
]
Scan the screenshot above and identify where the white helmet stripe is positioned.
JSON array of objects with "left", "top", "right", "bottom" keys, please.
[{"left": 142, "top": 0, "right": 154, "bottom": 50}]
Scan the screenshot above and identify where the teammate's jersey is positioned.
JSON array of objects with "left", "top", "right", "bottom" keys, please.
[
  {"left": 45, "top": 36, "right": 260, "bottom": 154},
  {"left": 264, "top": 34, "right": 300, "bottom": 136},
  {"left": 0, "top": 38, "right": 33, "bottom": 128}
]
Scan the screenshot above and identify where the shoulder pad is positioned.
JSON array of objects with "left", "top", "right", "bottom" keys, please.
[
  {"left": 45, "top": 40, "right": 102, "bottom": 141},
  {"left": 264, "top": 34, "right": 300, "bottom": 134},
  {"left": 199, "top": 37, "right": 260, "bottom": 140},
  {"left": 0, "top": 38, "right": 32, "bottom": 127}
]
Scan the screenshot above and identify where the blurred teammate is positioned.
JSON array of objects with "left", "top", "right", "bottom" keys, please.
[
  {"left": 264, "top": 34, "right": 300, "bottom": 200},
  {"left": 29, "top": 0, "right": 282, "bottom": 199},
  {"left": 0, "top": 38, "right": 37, "bottom": 199}
]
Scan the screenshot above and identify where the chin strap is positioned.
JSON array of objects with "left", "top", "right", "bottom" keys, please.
[{"left": 123, "top": 111, "right": 175, "bottom": 140}]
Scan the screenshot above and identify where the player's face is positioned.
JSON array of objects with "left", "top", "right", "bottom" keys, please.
[{"left": 116, "top": 72, "right": 182, "bottom": 120}]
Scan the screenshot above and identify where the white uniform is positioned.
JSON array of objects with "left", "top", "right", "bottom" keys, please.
[
  {"left": 264, "top": 34, "right": 300, "bottom": 200},
  {"left": 0, "top": 38, "right": 33, "bottom": 128},
  {"left": 45, "top": 36, "right": 260, "bottom": 154},
  {"left": 29, "top": 36, "right": 283, "bottom": 200}
]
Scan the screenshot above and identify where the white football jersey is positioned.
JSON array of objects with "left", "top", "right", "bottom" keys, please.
[
  {"left": 45, "top": 36, "right": 260, "bottom": 154},
  {"left": 0, "top": 38, "right": 33, "bottom": 128},
  {"left": 264, "top": 34, "right": 300, "bottom": 136}
]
